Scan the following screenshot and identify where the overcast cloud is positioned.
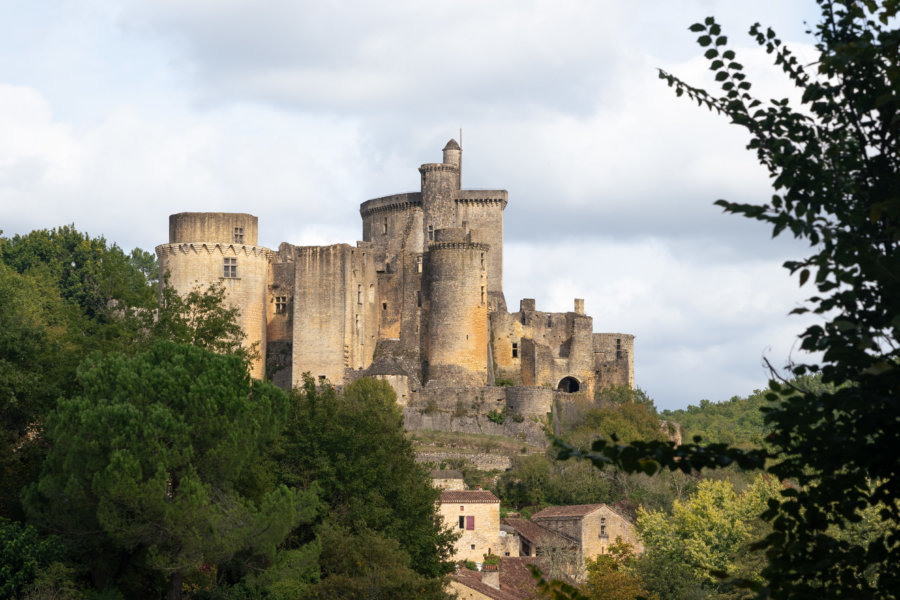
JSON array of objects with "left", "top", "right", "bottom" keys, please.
[{"left": 0, "top": 0, "right": 824, "bottom": 409}]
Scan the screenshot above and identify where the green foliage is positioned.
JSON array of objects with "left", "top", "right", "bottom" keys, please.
[
  {"left": 0, "top": 225, "right": 156, "bottom": 318},
  {"left": 581, "top": 539, "right": 654, "bottom": 600},
  {"left": 301, "top": 524, "right": 445, "bottom": 600},
  {"left": 25, "top": 342, "right": 314, "bottom": 598},
  {"left": 0, "top": 518, "right": 62, "bottom": 599},
  {"left": 637, "top": 476, "right": 779, "bottom": 587},
  {"left": 487, "top": 407, "right": 507, "bottom": 424},
  {"left": 277, "top": 376, "right": 456, "bottom": 581}
]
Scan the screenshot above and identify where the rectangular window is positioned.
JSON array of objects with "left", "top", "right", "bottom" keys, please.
[
  {"left": 357, "top": 284, "right": 362, "bottom": 304},
  {"left": 223, "top": 257, "right": 237, "bottom": 278},
  {"left": 233, "top": 227, "right": 244, "bottom": 244},
  {"left": 382, "top": 302, "right": 387, "bottom": 311},
  {"left": 275, "top": 296, "right": 288, "bottom": 314},
  {"left": 616, "top": 338, "right": 622, "bottom": 360},
  {"left": 417, "top": 291, "right": 422, "bottom": 307},
  {"left": 481, "top": 252, "right": 485, "bottom": 268},
  {"left": 383, "top": 218, "right": 388, "bottom": 235},
  {"left": 459, "top": 516, "right": 465, "bottom": 529},
  {"left": 465, "top": 516, "right": 475, "bottom": 530},
  {"left": 428, "top": 225, "right": 434, "bottom": 241},
  {"left": 512, "top": 342, "right": 518, "bottom": 358},
  {"left": 416, "top": 255, "right": 423, "bottom": 273},
  {"left": 481, "top": 286, "right": 486, "bottom": 305}
]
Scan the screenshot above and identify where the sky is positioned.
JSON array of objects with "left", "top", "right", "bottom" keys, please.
[{"left": 0, "top": 0, "right": 825, "bottom": 410}]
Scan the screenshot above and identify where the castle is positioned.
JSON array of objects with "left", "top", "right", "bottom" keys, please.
[{"left": 155, "top": 140, "right": 633, "bottom": 407}]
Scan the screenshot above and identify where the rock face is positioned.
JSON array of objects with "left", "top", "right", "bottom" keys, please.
[{"left": 156, "top": 141, "right": 636, "bottom": 439}]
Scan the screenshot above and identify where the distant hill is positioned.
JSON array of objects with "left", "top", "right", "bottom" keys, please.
[{"left": 661, "top": 375, "right": 829, "bottom": 448}]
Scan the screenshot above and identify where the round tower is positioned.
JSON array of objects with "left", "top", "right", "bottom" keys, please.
[
  {"left": 155, "top": 213, "right": 270, "bottom": 379},
  {"left": 423, "top": 228, "right": 489, "bottom": 386},
  {"left": 420, "top": 140, "right": 462, "bottom": 243}
]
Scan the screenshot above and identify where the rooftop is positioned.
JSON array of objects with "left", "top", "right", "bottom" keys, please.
[{"left": 531, "top": 504, "right": 606, "bottom": 520}]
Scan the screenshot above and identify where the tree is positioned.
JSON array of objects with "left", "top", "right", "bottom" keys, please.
[
  {"left": 558, "top": 2, "right": 900, "bottom": 597},
  {"left": 637, "top": 476, "right": 779, "bottom": 595},
  {"left": 277, "top": 376, "right": 456, "bottom": 581},
  {"left": 24, "top": 341, "right": 315, "bottom": 600},
  {"left": 581, "top": 539, "right": 654, "bottom": 600}
]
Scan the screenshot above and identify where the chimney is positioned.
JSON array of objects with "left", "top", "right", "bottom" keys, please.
[
  {"left": 574, "top": 298, "right": 584, "bottom": 315},
  {"left": 481, "top": 564, "right": 500, "bottom": 589}
]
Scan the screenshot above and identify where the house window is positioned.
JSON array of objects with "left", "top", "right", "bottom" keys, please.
[
  {"left": 233, "top": 227, "right": 244, "bottom": 244},
  {"left": 459, "top": 516, "right": 465, "bottom": 529},
  {"left": 512, "top": 343, "right": 518, "bottom": 358},
  {"left": 465, "top": 516, "right": 475, "bottom": 530},
  {"left": 275, "top": 296, "right": 288, "bottom": 314},
  {"left": 223, "top": 257, "right": 237, "bottom": 278},
  {"left": 600, "top": 517, "right": 607, "bottom": 537},
  {"left": 428, "top": 225, "right": 434, "bottom": 241}
]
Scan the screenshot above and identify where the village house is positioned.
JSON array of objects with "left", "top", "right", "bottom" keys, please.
[{"left": 437, "top": 489, "right": 519, "bottom": 563}]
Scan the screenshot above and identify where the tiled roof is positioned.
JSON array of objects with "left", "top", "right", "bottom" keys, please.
[
  {"left": 430, "top": 469, "right": 464, "bottom": 479},
  {"left": 531, "top": 503, "right": 605, "bottom": 519},
  {"left": 451, "top": 557, "right": 545, "bottom": 600},
  {"left": 440, "top": 490, "right": 500, "bottom": 504},
  {"left": 502, "top": 518, "right": 575, "bottom": 547}
]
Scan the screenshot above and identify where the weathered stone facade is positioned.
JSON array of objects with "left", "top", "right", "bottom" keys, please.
[
  {"left": 438, "top": 490, "right": 519, "bottom": 563},
  {"left": 156, "top": 140, "right": 634, "bottom": 399}
]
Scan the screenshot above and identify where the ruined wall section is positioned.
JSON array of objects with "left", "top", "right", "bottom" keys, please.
[
  {"left": 490, "top": 298, "right": 598, "bottom": 396},
  {"left": 423, "top": 229, "right": 489, "bottom": 387},
  {"left": 593, "top": 333, "right": 635, "bottom": 389},
  {"left": 291, "top": 244, "right": 377, "bottom": 387}
]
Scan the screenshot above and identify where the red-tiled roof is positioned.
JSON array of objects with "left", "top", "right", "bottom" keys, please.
[
  {"left": 531, "top": 503, "right": 605, "bottom": 519},
  {"left": 451, "top": 557, "right": 545, "bottom": 600},
  {"left": 440, "top": 490, "right": 500, "bottom": 504}
]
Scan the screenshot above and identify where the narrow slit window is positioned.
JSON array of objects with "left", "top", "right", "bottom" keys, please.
[
  {"left": 233, "top": 227, "right": 244, "bottom": 244},
  {"left": 382, "top": 302, "right": 387, "bottom": 311},
  {"left": 223, "top": 257, "right": 237, "bottom": 278},
  {"left": 383, "top": 218, "right": 388, "bottom": 235},
  {"left": 428, "top": 225, "right": 434, "bottom": 241},
  {"left": 357, "top": 284, "right": 362, "bottom": 304},
  {"left": 512, "top": 342, "right": 518, "bottom": 358},
  {"left": 417, "top": 291, "right": 422, "bottom": 307},
  {"left": 481, "top": 286, "right": 486, "bottom": 305}
]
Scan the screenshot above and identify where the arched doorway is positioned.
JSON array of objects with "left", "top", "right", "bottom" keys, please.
[{"left": 557, "top": 376, "right": 580, "bottom": 393}]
